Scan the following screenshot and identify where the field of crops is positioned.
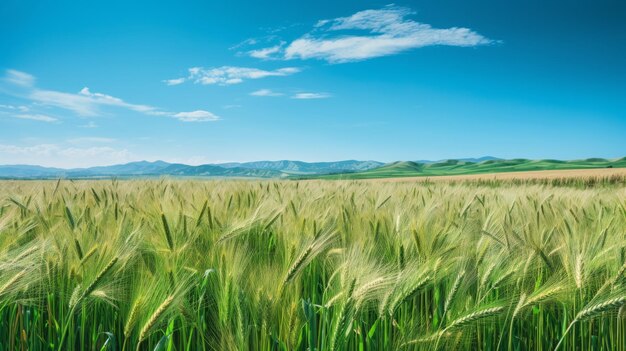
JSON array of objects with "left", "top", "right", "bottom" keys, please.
[
  {"left": 315, "top": 157, "right": 626, "bottom": 180},
  {"left": 0, "top": 179, "right": 625, "bottom": 350}
]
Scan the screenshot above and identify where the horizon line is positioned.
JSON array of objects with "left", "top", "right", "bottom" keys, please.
[{"left": 2, "top": 155, "right": 625, "bottom": 170}]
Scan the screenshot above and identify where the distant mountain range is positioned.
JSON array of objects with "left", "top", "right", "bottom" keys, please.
[
  {"left": 2, "top": 157, "right": 623, "bottom": 179},
  {"left": 0, "top": 160, "right": 385, "bottom": 179}
]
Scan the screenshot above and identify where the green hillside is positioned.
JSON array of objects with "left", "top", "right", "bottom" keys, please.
[{"left": 312, "top": 157, "right": 626, "bottom": 179}]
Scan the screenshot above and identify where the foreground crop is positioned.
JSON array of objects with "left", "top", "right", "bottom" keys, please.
[{"left": 0, "top": 179, "right": 624, "bottom": 350}]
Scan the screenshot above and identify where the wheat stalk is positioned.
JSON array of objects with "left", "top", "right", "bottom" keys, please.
[
  {"left": 74, "top": 239, "right": 84, "bottom": 260},
  {"left": 575, "top": 254, "right": 583, "bottom": 289},
  {"left": 0, "top": 270, "right": 27, "bottom": 296},
  {"left": 555, "top": 296, "right": 626, "bottom": 351},
  {"left": 575, "top": 296, "right": 626, "bottom": 320},
  {"left": 138, "top": 295, "right": 175, "bottom": 342},
  {"left": 281, "top": 245, "right": 313, "bottom": 289},
  {"left": 402, "top": 331, "right": 448, "bottom": 346},
  {"left": 280, "top": 231, "right": 336, "bottom": 293},
  {"left": 161, "top": 213, "right": 174, "bottom": 251},
  {"left": 71, "top": 257, "right": 118, "bottom": 308},
  {"left": 330, "top": 278, "right": 356, "bottom": 351},
  {"left": 79, "top": 245, "right": 99, "bottom": 267},
  {"left": 389, "top": 274, "right": 430, "bottom": 315},
  {"left": 446, "top": 306, "right": 504, "bottom": 330},
  {"left": 124, "top": 298, "right": 143, "bottom": 337},
  {"left": 443, "top": 270, "right": 465, "bottom": 319}
]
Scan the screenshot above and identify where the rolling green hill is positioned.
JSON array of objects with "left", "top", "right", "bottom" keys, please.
[{"left": 312, "top": 157, "right": 626, "bottom": 180}]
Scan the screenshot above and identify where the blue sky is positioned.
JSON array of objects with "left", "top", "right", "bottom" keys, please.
[{"left": 1, "top": 0, "right": 624, "bottom": 167}]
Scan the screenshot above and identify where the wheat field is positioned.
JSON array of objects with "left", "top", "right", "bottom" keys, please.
[
  {"left": 371, "top": 167, "right": 626, "bottom": 183},
  {"left": 0, "top": 179, "right": 624, "bottom": 350}
]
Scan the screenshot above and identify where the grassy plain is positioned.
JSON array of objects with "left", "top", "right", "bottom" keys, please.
[
  {"left": 0, "top": 177, "right": 625, "bottom": 350},
  {"left": 368, "top": 167, "right": 626, "bottom": 184},
  {"left": 315, "top": 157, "right": 626, "bottom": 180}
]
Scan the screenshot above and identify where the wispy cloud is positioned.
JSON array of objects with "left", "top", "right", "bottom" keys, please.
[
  {"left": 250, "top": 89, "right": 283, "bottom": 97},
  {"left": 230, "top": 37, "right": 262, "bottom": 50},
  {"left": 5, "top": 69, "right": 35, "bottom": 87},
  {"left": 163, "top": 77, "right": 186, "bottom": 86},
  {"left": 14, "top": 114, "right": 58, "bottom": 123},
  {"left": 28, "top": 89, "right": 99, "bottom": 116},
  {"left": 291, "top": 92, "right": 331, "bottom": 99},
  {"left": 164, "top": 66, "right": 301, "bottom": 86},
  {"left": 172, "top": 110, "right": 220, "bottom": 122},
  {"left": 0, "top": 104, "right": 29, "bottom": 112},
  {"left": 230, "top": 35, "right": 279, "bottom": 52},
  {"left": 245, "top": 6, "right": 493, "bottom": 63},
  {"left": 3, "top": 69, "right": 220, "bottom": 122},
  {"left": 28, "top": 87, "right": 157, "bottom": 116},
  {"left": 248, "top": 44, "right": 284, "bottom": 59}
]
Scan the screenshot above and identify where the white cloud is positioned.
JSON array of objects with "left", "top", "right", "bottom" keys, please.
[
  {"left": 291, "top": 92, "right": 331, "bottom": 99},
  {"left": 78, "top": 87, "right": 156, "bottom": 113},
  {"left": 29, "top": 89, "right": 99, "bottom": 116},
  {"left": 172, "top": 110, "right": 220, "bottom": 122},
  {"left": 1, "top": 104, "right": 30, "bottom": 113},
  {"left": 5, "top": 69, "right": 35, "bottom": 87},
  {"left": 3, "top": 70, "right": 220, "bottom": 123},
  {"left": 250, "top": 89, "right": 283, "bottom": 97},
  {"left": 230, "top": 37, "right": 259, "bottom": 51},
  {"left": 165, "top": 66, "right": 301, "bottom": 86},
  {"left": 248, "top": 44, "right": 283, "bottom": 59},
  {"left": 163, "top": 77, "right": 186, "bottom": 86},
  {"left": 0, "top": 143, "right": 133, "bottom": 168},
  {"left": 249, "top": 6, "right": 493, "bottom": 63},
  {"left": 28, "top": 87, "right": 156, "bottom": 117},
  {"left": 14, "top": 114, "right": 58, "bottom": 123}
]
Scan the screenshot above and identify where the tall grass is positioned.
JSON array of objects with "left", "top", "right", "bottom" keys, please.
[{"left": 0, "top": 178, "right": 624, "bottom": 350}]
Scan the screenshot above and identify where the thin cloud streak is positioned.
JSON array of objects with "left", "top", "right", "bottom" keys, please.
[
  {"left": 3, "top": 69, "right": 220, "bottom": 122},
  {"left": 248, "top": 44, "right": 284, "bottom": 59},
  {"left": 172, "top": 110, "right": 220, "bottom": 122},
  {"left": 250, "top": 89, "right": 283, "bottom": 97},
  {"left": 5, "top": 69, "right": 35, "bottom": 87},
  {"left": 164, "top": 66, "right": 301, "bottom": 86},
  {"left": 14, "top": 114, "right": 58, "bottom": 122},
  {"left": 291, "top": 92, "right": 331, "bottom": 99}
]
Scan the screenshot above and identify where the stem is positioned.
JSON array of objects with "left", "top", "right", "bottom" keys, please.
[
  {"left": 57, "top": 306, "right": 76, "bottom": 351},
  {"left": 554, "top": 320, "right": 576, "bottom": 351}
]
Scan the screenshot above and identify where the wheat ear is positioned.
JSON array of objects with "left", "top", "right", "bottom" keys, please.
[
  {"left": 443, "top": 270, "right": 465, "bottom": 319},
  {"left": 72, "top": 257, "right": 118, "bottom": 308},
  {"left": 0, "top": 270, "right": 27, "bottom": 296},
  {"left": 555, "top": 296, "right": 626, "bottom": 351},
  {"left": 138, "top": 295, "right": 175, "bottom": 342},
  {"left": 445, "top": 306, "right": 504, "bottom": 330}
]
